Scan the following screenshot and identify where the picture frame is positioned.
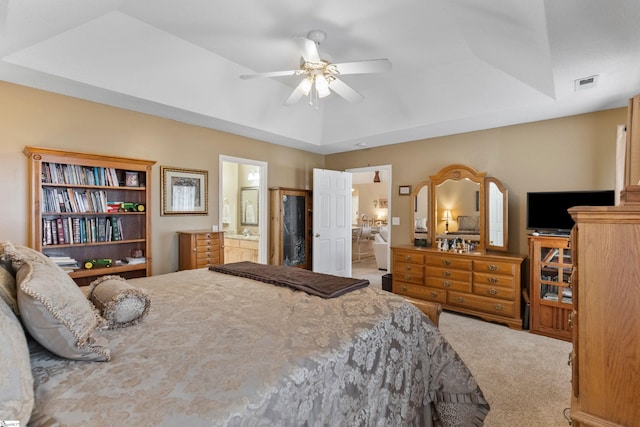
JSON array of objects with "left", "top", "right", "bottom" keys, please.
[
  {"left": 399, "top": 185, "right": 411, "bottom": 195},
  {"left": 125, "top": 171, "right": 139, "bottom": 187},
  {"left": 161, "top": 166, "right": 208, "bottom": 215}
]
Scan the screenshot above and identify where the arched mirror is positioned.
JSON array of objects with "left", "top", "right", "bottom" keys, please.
[
  {"left": 431, "top": 164, "right": 486, "bottom": 250},
  {"left": 485, "top": 177, "right": 508, "bottom": 251},
  {"left": 425, "top": 164, "right": 508, "bottom": 252},
  {"left": 410, "top": 181, "right": 431, "bottom": 246}
]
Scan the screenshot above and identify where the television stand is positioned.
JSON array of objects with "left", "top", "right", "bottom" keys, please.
[{"left": 531, "top": 230, "right": 570, "bottom": 237}]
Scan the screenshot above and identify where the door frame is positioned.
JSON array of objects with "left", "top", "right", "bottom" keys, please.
[
  {"left": 346, "top": 164, "right": 392, "bottom": 270},
  {"left": 219, "top": 155, "right": 268, "bottom": 263}
]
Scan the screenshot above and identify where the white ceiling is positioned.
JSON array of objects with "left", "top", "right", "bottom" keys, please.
[{"left": 1, "top": 0, "right": 639, "bottom": 154}]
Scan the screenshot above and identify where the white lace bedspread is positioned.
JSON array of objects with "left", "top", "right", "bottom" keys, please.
[{"left": 28, "top": 268, "right": 489, "bottom": 426}]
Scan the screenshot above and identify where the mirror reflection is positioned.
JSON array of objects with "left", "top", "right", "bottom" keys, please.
[
  {"left": 411, "top": 182, "right": 429, "bottom": 245},
  {"left": 486, "top": 178, "right": 507, "bottom": 250},
  {"left": 435, "top": 178, "right": 480, "bottom": 240}
]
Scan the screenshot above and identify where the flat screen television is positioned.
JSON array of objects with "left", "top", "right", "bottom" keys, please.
[{"left": 526, "top": 190, "right": 615, "bottom": 234}]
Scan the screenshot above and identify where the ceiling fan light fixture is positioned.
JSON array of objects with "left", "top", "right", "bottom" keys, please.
[
  {"left": 297, "top": 77, "right": 313, "bottom": 96},
  {"left": 315, "top": 75, "right": 331, "bottom": 98}
]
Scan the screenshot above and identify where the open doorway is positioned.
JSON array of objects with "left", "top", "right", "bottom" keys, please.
[
  {"left": 347, "top": 165, "right": 391, "bottom": 285},
  {"left": 219, "top": 156, "right": 268, "bottom": 264}
]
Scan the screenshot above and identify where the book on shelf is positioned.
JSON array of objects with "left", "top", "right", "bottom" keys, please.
[
  {"left": 42, "top": 162, "right": 122, "bottom": 187},
  {"left": 125, "top": 256, "right": 146, "bottom": 265}
]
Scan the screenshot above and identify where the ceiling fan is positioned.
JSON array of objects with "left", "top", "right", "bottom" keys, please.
[{"left": 240, "top": 30, "right": 392, "bottom": 107}]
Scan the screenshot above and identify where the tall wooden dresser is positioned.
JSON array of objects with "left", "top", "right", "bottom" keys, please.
[
  {"left": 391, "top": 245, "right": 526, "bottom": 329},
  {"left": 177, "top": 230, "right": 224, "bottom": 270},
  {"left": 568, "top": 205, "right": 640, "bottom": 426}
]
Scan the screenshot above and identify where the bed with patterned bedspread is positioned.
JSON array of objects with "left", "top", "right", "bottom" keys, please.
[{"left": 1, "top": 245, "right": 489, "bottom": 426}]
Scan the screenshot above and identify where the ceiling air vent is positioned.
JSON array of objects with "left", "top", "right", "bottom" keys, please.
[{"left": 574, "top": 75, "right": 599, "bottom": 91}]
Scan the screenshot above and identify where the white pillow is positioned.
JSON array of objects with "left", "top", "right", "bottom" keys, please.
[{"left": 414, "top": 218, "right": 427, "bottom": 231}]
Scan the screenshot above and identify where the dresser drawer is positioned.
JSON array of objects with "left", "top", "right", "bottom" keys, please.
[
  {"left": 394, "top": 282, "right": 445, "bottom": 304},
  {"left": 196, "top": 249, "right": 219, "bottom": 261},
  {"left": 426, "top": 266, "right": 472, "bottom": 283},
  {"left": 473, "top": 259, "right": 516, "bottom": 276},
  {"left": 394, "top": 251, "right": 425, "bottom": 265},
  {"left": 394, "top": 263, "right": 424, "bottom": 285},
  {"left": 448, "top": 291, "right": 516, "bottom": 317},
  {"left": 473, "top": 282, "right": 515, "bottom": 300},
  {"left": 425, "top": 277, "right": 471, "bottom": 293},
  {"left": 473, "top": 272, "right": 517, "bottom": 289},
  {"left": 427, "top": 254, "right": 472, "bottom": 270}
]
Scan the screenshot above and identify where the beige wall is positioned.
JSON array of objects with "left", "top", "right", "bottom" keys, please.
[
  {"left": 326, "top": 108, "right": 627, "bottom": 255},
  {"left": 0, "top": 82, "right": 324, "bottom": 274},
  {"left": 0, "top": 81, "right": 628, "bottom": 272}
]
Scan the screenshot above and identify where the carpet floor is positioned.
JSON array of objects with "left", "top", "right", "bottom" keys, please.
[{"left": 352, "top": 256, "right": 574, "bottom": 427}]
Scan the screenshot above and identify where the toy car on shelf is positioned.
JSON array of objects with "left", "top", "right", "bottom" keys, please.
[
  {"left": 83, "top": 258, "right": 113, "bottom": 269},
  {"left": 120, "top": 202, "right": 145, "bottom": 212}
]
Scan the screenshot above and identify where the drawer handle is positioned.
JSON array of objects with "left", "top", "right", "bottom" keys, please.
[
  {"left": 442, "top": 259, "right": 451, "bottom": 266},
  {"left": 455, "top": 297, "right": 465, "bottom": 303},
  {"left": 488, "top": 288, "right": 498, "bottom": 295},
  {"left": 192, "top": 248, "right": 197, "bottom": 252},
  {"left": 404, "top": 274, "right": 413, "bottom": 281},
  {"left": 442, "top": 281, "right": 451, "bottom": 288},
  {"left": 442, "top": 271, "right": 451, "bottom": 277},
  {"left": 487, "top": 277, "right": 498, "bottom": 284},
  {"left": 401, "top": 286, "right": 408, "bottom": 292},
  {"left": 404, "top": 255, "right": 413, "bottom": 262},
  {"left": 431, "top": 291, "right": 439, "bottom": 298},
  {"left": 494, "top": 304, "right": 504, "bottom": 311},
  {"left": 404, "top": 265, "right": 413, "bottom": 272},
  {"left": 488, "top": 264, "right": 499, "bottom": 271}
]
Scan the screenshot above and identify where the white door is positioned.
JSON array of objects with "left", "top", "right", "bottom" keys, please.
[{"left": 312, "top": 169, "right": 352, "bottom": 277}]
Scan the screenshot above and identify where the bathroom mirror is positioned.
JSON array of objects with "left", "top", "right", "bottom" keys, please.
[{"left": 240, "top": 186, "right": 259, "bottom": 225}]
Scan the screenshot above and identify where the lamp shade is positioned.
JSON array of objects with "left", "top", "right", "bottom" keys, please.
[{"left": 442, "top": 210, "right": 453, "bottom": 221}]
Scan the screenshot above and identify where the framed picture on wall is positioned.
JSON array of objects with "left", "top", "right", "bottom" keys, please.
[
  {"left": 161, "top": 166, "right": 208, "bottom": 215},
  {"left": 399, "top": 185, "right": 411, "bottom": 195}
]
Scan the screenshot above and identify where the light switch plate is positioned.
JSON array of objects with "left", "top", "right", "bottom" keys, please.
[{"left": 391, "top": 217, "right": 400, "bottom": 225}]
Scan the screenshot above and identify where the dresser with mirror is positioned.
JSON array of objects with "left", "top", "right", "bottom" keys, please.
[{"left": 392, "top": 164, "right": 526, "bottom": 329}]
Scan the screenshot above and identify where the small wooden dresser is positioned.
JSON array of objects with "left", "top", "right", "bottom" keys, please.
[
  {"left": 392, "top": 245, "right": 526, "bottom": 329},
  {"left": 177, "top": 230, "right": 224, "bottom": 270}
]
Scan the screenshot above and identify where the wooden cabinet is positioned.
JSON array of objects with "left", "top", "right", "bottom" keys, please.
[
  {"left": 24, "top": 146, "right": 155, "bottom": 286},
  {"left": 528, "top": 235, "right": 572, "bottom": 341},
  {"left": 392, "top": 245, "right": 525, "bottom": 329},
  {"left": 269, "top": 188, "right": 312, "bottom": 269},
  {"left": 224, "top": 237, "right": 258, "bottom": 263},
  {"left": 177, "top": 230, "right": 224, "bottom": 270},
  {"left": 568, "top": 206, "right": 640, "bottom": 426}
]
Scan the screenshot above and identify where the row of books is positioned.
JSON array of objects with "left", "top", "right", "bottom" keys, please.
[
  {"left": 42, "top": 216, "right": 124, "bottom": 246},
  {"left": 48, "top": 256, "right": 80, "bottom": 273},
  {"left": 41, "top": 162, "right": 123, "bottom": 187},
  {"left": 42, "top": 188, "right": 123, "bottom": 214}
]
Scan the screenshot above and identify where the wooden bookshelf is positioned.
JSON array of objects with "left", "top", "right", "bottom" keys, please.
[{"left": 24, "top": 147, "right": 155, "bottom": 286}]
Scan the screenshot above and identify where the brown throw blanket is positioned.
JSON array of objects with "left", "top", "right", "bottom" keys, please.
[{"left": 209, "top": 262, "right": 369, "bottom": 298}]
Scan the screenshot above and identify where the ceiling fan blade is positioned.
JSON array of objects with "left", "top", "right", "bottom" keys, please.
[
  {"left": 240, "top": 69, "right": 303, "bottom": 79},
  {"left": 294, "top": 36, "right": 321, "bottom": 63},
  {"left": 329, "top": 78, "right": 364, "bottom": 103},
  {"left": 284, "top": 85, "right": 305, "bottom": 105},
  {"left": 332, "top": 59, "right": 392, "bottom": 75}
]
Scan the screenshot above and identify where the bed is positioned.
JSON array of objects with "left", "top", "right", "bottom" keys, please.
[{"left": 1, "top": 243, "right": 489, "bottom": 426}]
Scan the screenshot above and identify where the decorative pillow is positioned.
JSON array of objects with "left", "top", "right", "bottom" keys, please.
[
  {"left": 0, "top": 296, "right": 34, "bottom": 425},
  {"left": 457, "top": 215, "right": 480, "bottom": 232},
  {"left": 16, "top": 260, "right": 110, "bottom": 361},
  {"left": 88, "top": 275, "right": 150, "bottom": 329},
  {"left": 1, "top": 240, "right": 60, "bottom": 272},
  {"left": 415, "top": 217, "right": 427, "bottom": 231},
  {"left": 0, "top": 261, "right": 18, "bottom": 315}
]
